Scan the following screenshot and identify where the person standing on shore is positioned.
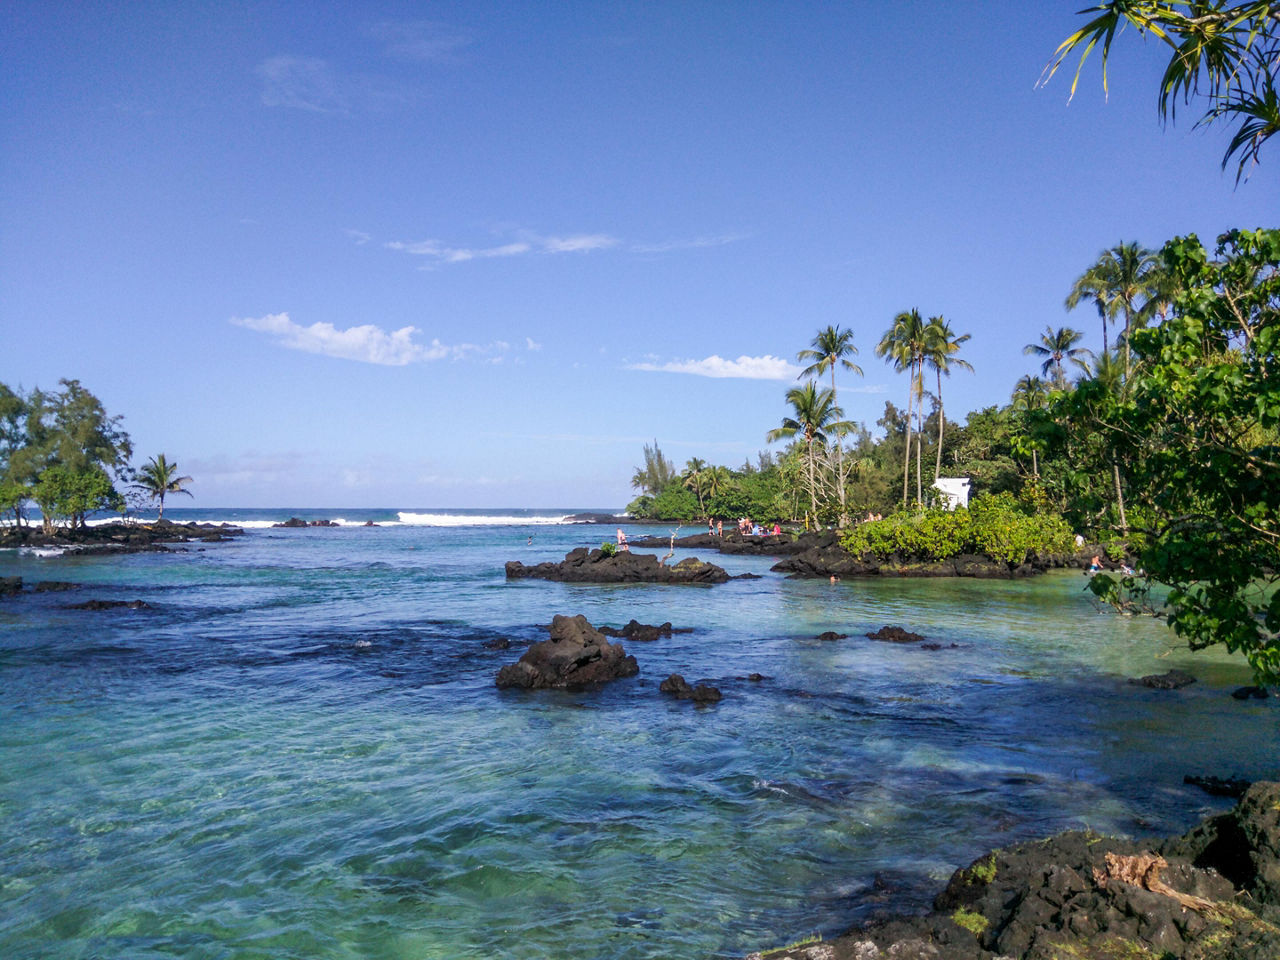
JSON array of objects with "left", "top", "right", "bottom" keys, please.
[{"left": 617, "top": 529, "right": 629, "bottom": 552}]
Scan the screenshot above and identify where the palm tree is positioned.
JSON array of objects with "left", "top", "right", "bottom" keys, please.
[
  {"left": 1066, "top": 243, "right": 1160, "bottom": 377},
  {"left": 1010, "top": 375, "right": 1049, "bottom": 478},
  {"left": 133, "top": 453, "right": 193, "bottom": 520},
  {"left": 923, "top": 316, "right": 973, "bottom": 482},
  {"left": 766, "top": 382, "right": 845, "bottom": 526},
  {"left": 681, "top": 457, "right": 708, "bottom": 518},
  {"left": 1024, "top": 326, "right": 1092, "bottom": 389},
  {"left": 876, "top": 309, "right": 928, "bottom": 508},
  {"left": 797, "top": 325, "right": 863, "bottom": 524}
]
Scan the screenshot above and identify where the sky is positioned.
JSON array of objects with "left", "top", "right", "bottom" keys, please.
[{"left": 2, "top": 1, "right": 1275, "bottom": 508}]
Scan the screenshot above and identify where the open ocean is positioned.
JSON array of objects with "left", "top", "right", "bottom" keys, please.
[{"left": 1, "top": 507, "right": 1276, "bottom": 959}]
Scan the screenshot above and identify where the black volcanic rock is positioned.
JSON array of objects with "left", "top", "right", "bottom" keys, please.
[
  {"left": 494, "top": 614, "right": 638, "bottom": 690},
  {"left": 658, "top": 673, "right": 722, "bottom": 703},
  {"left": 597, "top": 619, "right": 674, "bottom": 642},
  {"left": 867, "top": 625, "right": 926, "bottom": 644},
  {"left": 505, "top": 547, "right": 730, "bottom": 584},
  {"left": 1131, "top": 669, "right": 1197, "bottom": 689}
]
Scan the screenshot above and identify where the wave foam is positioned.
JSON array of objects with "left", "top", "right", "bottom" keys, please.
[{"left": 396, "top": 512, "right": 571, "bottom": 527}]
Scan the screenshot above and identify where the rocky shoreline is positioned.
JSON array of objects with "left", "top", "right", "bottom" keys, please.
[
  {"left": 630, "top": 529, "right": 1104, "bottom": 580},
  {"left": 505, "top": 546, "right": 735, "bottom": 584},
  {"left": 0, "top": 519, "right": 244, "bottom": 555},
  {"left": 749, "top": 780, "right": 1280, "bottom": 960}
]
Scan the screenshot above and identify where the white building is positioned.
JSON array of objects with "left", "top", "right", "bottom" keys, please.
[{"left": 932, "top": 477, "right": 971, "bottom": 510}]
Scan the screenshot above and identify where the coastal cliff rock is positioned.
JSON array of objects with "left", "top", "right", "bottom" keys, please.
[
  {"left": 505, "top": 547, "right": 730, "bottom": 584},
  {"left": 748, "top": 781, "right": 1280, "bottom": 960},
  {"left": 494, "top": 614, "right": 638, "bottom": 689}
]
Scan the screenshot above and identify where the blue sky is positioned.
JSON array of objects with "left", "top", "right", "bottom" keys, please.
[{"left": 2, "top": 1, "right": 1274, "bottom": 508}]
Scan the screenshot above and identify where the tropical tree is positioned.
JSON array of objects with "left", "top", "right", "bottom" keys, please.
[
  {"left": 631, "top": 440, "right": 677, "bottom": 496},
  {"left": 797, "top": 325, "right": 863, "bottom": 523},
  {"left": 876, "top": 309, "right": 929, "bottom": 508},
  {"left": 1067, "top": 242, "right": 1162, "bottom": 376},
  {"left": 1010, "top": 375, "right": 1049, "bottom": 477},
  {"left": 766, "top": 382, "right": 846, "bottom": 526},
  {"left": 133, "top": 454, "right": 194, "bottom": 520},
  {"left": 1024, "top": 326, "right": 1092, "bottom": 388},
  {"left": 923, "top": 316, "right": 973, "bottom": 482},
  {"left": 1043, "top": 1, "right": 1280, "bottom": 182},
  {"left": 681, "top": 457, "right": 709, "bottom": 518}
]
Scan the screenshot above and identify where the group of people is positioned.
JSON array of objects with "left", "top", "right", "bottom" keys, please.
[{"left": 860, "top": 511, "right": 883, "bottom": 523}]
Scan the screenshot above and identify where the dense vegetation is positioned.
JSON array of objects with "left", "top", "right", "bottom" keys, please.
[{"left": 0, "top": 379, "right": 190, "bottom": 532}]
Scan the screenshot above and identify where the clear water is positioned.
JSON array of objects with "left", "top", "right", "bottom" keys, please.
[{"left": 1, "top": 508, "right": 1276, "bottom": 960}]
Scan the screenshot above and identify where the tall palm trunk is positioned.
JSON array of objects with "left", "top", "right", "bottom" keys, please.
[
  {"left": 934, "top": 367, "right": 945, "bottom": 481},
  {"left": 805, "top": 433, "right": 818, "bottom": 527},
  {"left": 914, "top": 362, "right": 924, "bottom": 505},
  {"left": 901, "top": 376, "right": 913, "bottom": 509},
  {"left": 1112, "top": 461, "right": 1128, "bottom": 532},
  {"left": 831, "top": 367, "right": 847, "bottom": 525}
]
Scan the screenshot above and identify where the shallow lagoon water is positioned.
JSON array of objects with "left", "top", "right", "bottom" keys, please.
[{"left": 1, "top": 509, "right": 1276, "bottom": 959}]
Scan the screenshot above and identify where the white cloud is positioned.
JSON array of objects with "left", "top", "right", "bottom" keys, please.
[
  {"left": 365, "top": 20, "right": 471, "bottom": 62},
  {"left": 230, "top": 312, "right": 446, "bottom": 365},
  {"left": 525, "top": 337, "right": 542, "bottom": 351},
  {"left": 628, "top": 354, "right": 802, "bottom": 380},
  {"left": 385, "top": 230, "right": 616, "bottom": 266},
  {"left": 631, "top": 232, "right": 752, "bottom": 254},
  {"left": 346, "top": 229, "right": 372, "bottom": 245},
  {"left": 257, "top": 56, "right": 347, "bottom": 113}
]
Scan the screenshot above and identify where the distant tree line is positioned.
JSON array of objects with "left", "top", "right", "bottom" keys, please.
[{"left": 0, "top": 379, "right": 192, "bottom": 532}]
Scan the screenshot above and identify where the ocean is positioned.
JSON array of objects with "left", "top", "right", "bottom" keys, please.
[{"left": 1, "top": 507, "right": 1275, "bottom": 959}]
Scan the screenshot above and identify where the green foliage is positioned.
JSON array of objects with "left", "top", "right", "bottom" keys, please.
[
  {"left": 648, "top": 482, "right": 699, "bottom": 522},
  {"left": 631, "top": 440, "right": 676, "bottom": 497},
  {"left": 951, "top": 907, "right": 989, "bottom": 936},
  {"left": 31, "top": 465, "right": 120, "bottom": 529},
  {"left": 967, "top": 854, "right": 997, "bottom": 885},
  {"left": 133, "top": 453, "right": 193, "bottom": 519},
  {"left": 599, "top": 541, "right": 617, "bottom": 557},
  {"left": 839, "top": 495, "right": 1074, "bottom": 565}
]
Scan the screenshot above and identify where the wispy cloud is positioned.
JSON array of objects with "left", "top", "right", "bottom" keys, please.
[
  {"left": 346, "top": 229, "right": 372, "bottom": 245},
  {"left": 257, "top": 56, "right": 348, "bottom": 113},
  {"left": 628, "top": 354, "right": 802, "bottom": 380},
  {"left": 631, "top": 232, "right": 753, "bottom": 254},
  {"left": 230, "top": 313, "right": 533, "bottom": 366},
  {"left": 365, "top": 20, "right": 471, "bottom": 62},
  {"left": 385, "top": 230, "right": 618, "bottom": 266}
]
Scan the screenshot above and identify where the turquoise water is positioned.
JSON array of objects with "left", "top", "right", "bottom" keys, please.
[{"left": 1, "top": 508, "right": 1276, "bottom": 959}]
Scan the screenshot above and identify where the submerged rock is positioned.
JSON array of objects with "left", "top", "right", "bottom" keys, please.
[
  {"left": 817, "top": 631, "right": 848, "bottom": 642},
  {"left": 68, "top": 599, "right": 151, "bottom": 610},
  {"left": 505, "top": 548, "right": 730, "bottom": 584},
  {"left": 494, "top": 614, "right": 638, "bottom": 690},
  {"left": 1131, "top": 669, "right": 1197, "bottom": 689},
  {"left": 0, "top": 576, "right": 22, "bottom": 597},
  {"left": 1184, "top": 774, "right": 1252, "bottom": 798},
  {"left": 1232, "top": 685, "right": 1270, "bottom": 700},
  {"left": 751, "top": 781, "right": 1280, "bottom": 960},
  {"left": 33, "top": 581, "right": 80, "bottom": 592}
]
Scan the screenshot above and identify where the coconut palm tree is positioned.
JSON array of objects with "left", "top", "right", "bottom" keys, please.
[
  {"left": 797, "top": 325, "right": 863, "bottom": 524},
  {"left": 766, "top": 382, "right": 845, "bottom": 526},
  {"left": 923, "top": 316, "right": 973, "bottom": 482},
  {"left": 1024, "top": 326, "right": 1092, "bottom": 389},
  {"left": 681, "top": 457, "right": 708, "bottom": 517},
  {"left": 876, "top": 309, "right": 928, "bottom": 508},
  {"left": 133, "top": 453, "right": 193, "bottom": 520},
  {"left": 1066, "top": 243, "right": 1160, "bottom": 377}
]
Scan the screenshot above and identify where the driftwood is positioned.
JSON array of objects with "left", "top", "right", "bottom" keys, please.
[{"left": 1091, "top": 852, "right": 1214, "bottom": 912}]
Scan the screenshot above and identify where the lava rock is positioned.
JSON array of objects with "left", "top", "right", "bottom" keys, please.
[
  {"left": 817, "top": 631, "right": 848, "bottom": 641},
  {"left": 1232, "top": 685, "right": 1270, "bottom": 700},
  {"left": 33, "top": 581, "right": 80, "bottom": 592},
  {"left": 495, "top": 614, "right": 638, "bottom": 690},
  {"left": 1184, "top": 774, "right": 1253, "bottom": 798},
  {"left": 505, "top": 548, "right": 730, "bottom": 584},
  {"left": 867, "top": 626, "right": 926, "bottom": 644},
  {"left": 598, "top": 619, "right": 674, "bottom": 642},
  {"left": 68, "top": 599, "right": 151, "bottom": 610},
  {"left": 658, "top": 673, "right": 722, "bottom": 703},
  {"left": 1131, "top": 669, "right": 1197, "bottom": 689},
  {"left": 0, "top": 576, "right": 22, "bottom": 596}
]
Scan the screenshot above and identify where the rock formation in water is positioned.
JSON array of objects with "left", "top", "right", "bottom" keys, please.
[
  {"left": 747, "top": 780, "right": 1280, "bottom": 960},
  {"left": 494, "top": 614, "right": 639, "bottom": 689},
  {"left": 505, "top": 547, "right": 730, "bottom": 584}
]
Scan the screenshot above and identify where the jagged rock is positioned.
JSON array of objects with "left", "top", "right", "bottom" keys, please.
[
  {"left": 752, "top": 782, "right": 1280, "bottom": 960},
  {"left": 867, "top": 626, "right": 926, "bottom": 644},
  {"left": 0, "top": 576, "right": 22, "bottom": 596},
  {"left": 68, "top": 599, "right": 151, "bottom": 610},
  {"left": 658, "top": 673, "right": 722, "bottom": 703},
  {"left": 598, "top": 619, "right": 674, "bottom": 642},
  {"left": 494, "top": 614, "right": 638, "bottom": 690},
  {"left": 483, "top": 637, "right": 511, "bottom": 650},
  {"left": 817, "top": 631, "right": 848, "bottom": 641},
  {"left": 505, "top": 548, "right": 730, "bottom": 584},
  {"left": 1131, "top": 669, "right": 1197, "bottom": 689}
]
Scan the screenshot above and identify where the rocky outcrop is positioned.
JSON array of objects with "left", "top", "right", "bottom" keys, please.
[
  {"left": 273, "top": 517, "right": 337, "bottom": 527},
  {"left": 0, "top": 520, "right": 243, "bottom": 554},
  {"left": 774, "top": 547, "right": 1021, "bottom": 580},
  {"left": 658, "top": 673, "right": 722, "bottom": 703},
  {"left": 749, "top": 781, "right": 1280, "bottom": 960},
  {"left": 1131, "top": 669, "right": 1197, "bottom": 689},
  {"left": 866, "top": 626, "right": 926, "bottom": 644},
  {"left": 0, "top": 576, "right": 22, "bottom": 597},
  {"left": 505, "top": 548, "right": 731, "bottom": 584},
  {"left": 597, "top": 619, "right": 674, "bottom": 642},
  {"left": 494, "top": 614, "right": 638, "bottom": 689}
]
